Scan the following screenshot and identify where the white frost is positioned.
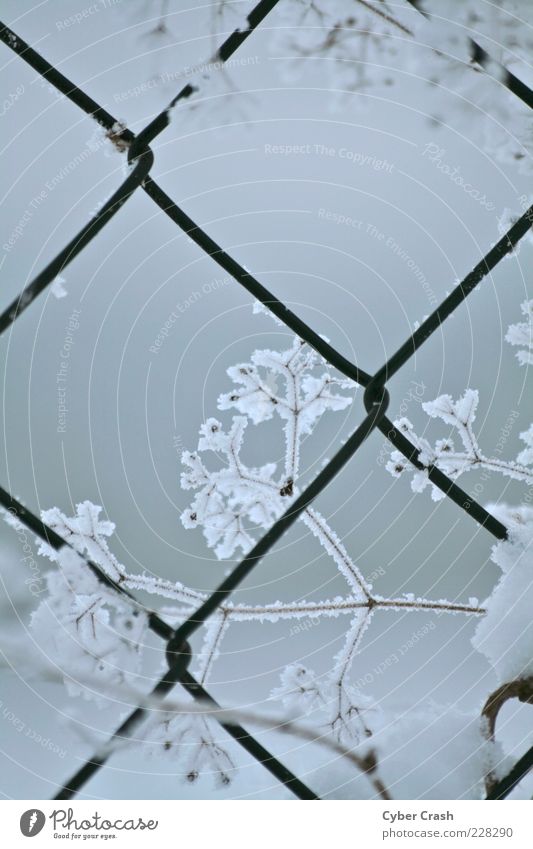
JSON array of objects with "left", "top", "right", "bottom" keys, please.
[{"left": 472, "top": 518, "right": 533, "bottom": 682}]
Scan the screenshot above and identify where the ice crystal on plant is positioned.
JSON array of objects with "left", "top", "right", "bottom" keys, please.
[
  {"left": 181, "top": 333, "right": 355, "bottom": 559},
  {"left": 472, "top": 515, "right": 533, "bottom": 682}
]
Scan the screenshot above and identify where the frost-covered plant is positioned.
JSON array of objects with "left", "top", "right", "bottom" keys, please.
[
  {"left": 23, "top": 500, "right": 239, "bottom": 781},
  {"left": 386, "top": 289, "right": 533, "bottom": 796},
  {"left": 409, "top": 1, "right": 533, "bottom": 174},
  {"left": 14, "top": 308, "right": 496, "bottom": 797},
  {"left": 386, "top": 388, "right": 533, "bottom": 501},
  {"left": 472, "top": 505, "right": 533, "bottom": 683},
  {"left": 31, "top": 546, "right": 147, "bottom": 705}
]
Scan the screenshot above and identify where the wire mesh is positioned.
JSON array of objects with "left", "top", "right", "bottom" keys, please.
[{"left": 1, "top": 0, "right": 532, "bottom": 802}]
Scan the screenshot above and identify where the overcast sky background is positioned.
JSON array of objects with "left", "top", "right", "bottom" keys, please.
[{"left": 0, "top": 0, "right": 532, "bottom": 800}]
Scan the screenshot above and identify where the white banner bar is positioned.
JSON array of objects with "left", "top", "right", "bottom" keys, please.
[{"left": 2, "top": 799, "right": 531, "bottom": 848}]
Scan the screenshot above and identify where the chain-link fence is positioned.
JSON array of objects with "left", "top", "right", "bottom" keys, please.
[{"left": 1, "top": 0, "right": 532, "bottom": 802}]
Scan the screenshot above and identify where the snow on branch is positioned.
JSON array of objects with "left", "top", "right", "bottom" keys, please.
[
  {"left": 382, "top": 284, "right": 533, "bottom": 796},
  {"left": 506, "top": 299, "right": 533, "bottom": 367}
]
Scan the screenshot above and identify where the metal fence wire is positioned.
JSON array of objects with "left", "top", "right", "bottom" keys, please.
[{"left": 1, "top": 0, "right": 533, "bottom": 803}]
